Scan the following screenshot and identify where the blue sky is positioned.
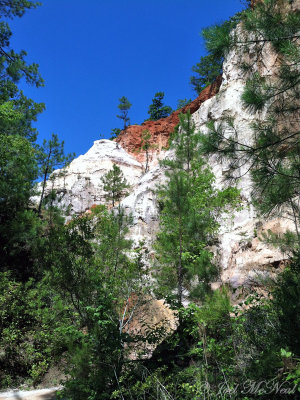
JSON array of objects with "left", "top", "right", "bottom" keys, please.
[{"left": 10, "top": 0, "right": 246, "bottom": 156}]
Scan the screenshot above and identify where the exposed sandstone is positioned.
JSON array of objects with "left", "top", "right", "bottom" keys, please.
[
  {"left": 34, "top": 139, "right": 143, "bottom": 215},
  {"left": 37, "top": 20, "right": 296, "bottom": 293},
  {"left": 118, "top": 21, "right": 297, "bottom": 291},
  {"left": 125, "top": 296, "right": 178, "bottom": 359},
  {"left": 115, "top": 76, "right": 222, "bottom": 166}
]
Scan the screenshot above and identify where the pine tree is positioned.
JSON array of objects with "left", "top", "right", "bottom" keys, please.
[
  {"left": 101, "top": 164, "right": 129, "bottom": 207},
  {"left": 43, "top": 206, "right": 146, "bottom": 399},
  {"left": 36, "top": 133, "right": 75, "bottom": 216},
  {"left": 169, "top": 110, "right": 201, "bottom": 172},
  {"left": 117, "top": 96, "right": 132, "bottom": 130},
  {"left": 190, "top": 15, "right": 241, "bottom": 94},
  {"left": 191, "top": 54, "right": 223, "bottom": 95},
  {"left": 0, "top": 0, "right": 44, "bottom": 280},
  {"left": 0, "top": 134, "right": 40, "bottom": 279},
  {"left": 110, "top": 127, "right": 121, "bottom": 140},
  {"left": 155, "top": 112, "right": 239, "bottom": 306},
  {"left": 140, "top": 129, "right": 152, "bottom": 173},
  {"left": 147, "top": 92, "right": 172, "bottom": 120},
  {"left": 177, "top": 98, "right": 192, "bottom": 109}
]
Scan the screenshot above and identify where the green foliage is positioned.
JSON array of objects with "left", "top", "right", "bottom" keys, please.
[
  {"left": 140, "top": 129, "right": 153, "bottom": 172},
  {"left": 116, "top": 96, "right": 131, "bottom": 129},
  {"left": 0, "top": 272, "right": 71, "bottom": 387},
  {"left": 166, "top": 110, "right": 203, "bottom": 172},
  {"left": 141, "top": 129, "right": 151, "bottom": 151},
  {"left": 101, "top": 164, "right": 129, "bottom": 207},
  {"left": 118, "top": 271, "right": 300, "bottom": 399},
  {"left": 242, "top": 0, "right": 300, "bottom": 51},
  {"left": 59, "top": 293, "right": 124, "bottom": 400},
  {"left": 0, "top": 1, "right": 41, "bottom": 19},
  {"left": 0, "top": 1, "right": 43, "bottom": 106},
  {"left": 177, "top": 98, "right": 192, "bottom": 109},
  {"left": 0, "top": 1, "right": 45, "bottom": 273},
  {"left": 0, "top": 134, "right": 37, "bottom": 208},
  {"left": 241, "top": 72, "right": 271, "bottom": 110},
  {"left": 0, "top": 5, "right": 145, "bottom": 390},
  {"left": 147, "top": 91, "right": 172, "bottom": 120},
  {"left": 36, "top": 133, "right": 75, "bottom": 215},
  {"left": 2, "top": 0, "right": 300, "bottom": 396},
  {"left": 202, "top": 16, "right": 241, "bottom": 59},
  {"left": 0, "top": 97, "right": 44, "bottom": 141},
  {"left": 155, "top": 111, "right": 239, "bottom": 306},
  {"left": 110, "top": 127, "right": 121, "bottom": 140},
  {"left": 190, "top": 14, "right": 241, "bottom": 94},
  {"left": 272, "top": 256, "right": 300, "bottom": 355},
  {"left": 260, "top": 229, "right": 299, "bottom": 254},
  {"left": 191, "top": 54, "right": 223, "bottom": 94},
  {"left": 198, "top": 1, "right": 300, "bottom": 240},
  {"left": 45, "top": 206, "right": 148, "bottom": 399},
  {"left": 284, "top": 357, "right": 300, "bottom": 392},
  {"left": 0, "top": 0, "right": 78, "bottom": 388},
  {"left": 0, "top": 134, "right": 42, "bottom": 280},
  {"left": 197, "top": 287, "right": 231, "bottom": 330},
  {"left": 58, "top": 2, "right": 300, "bottom": 398}
]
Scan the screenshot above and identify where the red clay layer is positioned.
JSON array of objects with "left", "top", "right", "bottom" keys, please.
[{"left": 115, "top": 76, "right": 222, "bottom": 162}]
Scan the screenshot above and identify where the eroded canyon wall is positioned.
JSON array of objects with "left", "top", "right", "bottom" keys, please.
[{"left": 38, "top": 18, "right": 298, "bottom": 291}]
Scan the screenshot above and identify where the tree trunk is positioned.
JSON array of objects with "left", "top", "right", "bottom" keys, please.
[
  {"left": 38, "top": 148, "right": 51, "bottom": 216},
  {"left": 38, "top": 166, "right": 48, "bottom": 216},
  {"left": 145, "top": 149, "right": 149, "bottom": 173},
  {"left": 177, "top": 225, "right": 183, "bottom": 306}
]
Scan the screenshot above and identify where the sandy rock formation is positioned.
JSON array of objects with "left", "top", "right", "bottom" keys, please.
[
  {"left": 115, "top": 76, "right": 222, "bottom": 166},
  {"left": 120, "top": 165, "right": 166, "bottom": 250},
  {"left": 125, "top": 296, "right": 178, "bottom": 359},
  {"left": 187, "top": 23, "right": 296, "bottom": 288},
  {"left": 37, "top": 139, "right": 142, "bottom": 215},
  {"left": 118, "top": 21, "right": 297, "bottom": 290},
  {"left": 40, "top": 17, "right": 297, "bottom": 291}
]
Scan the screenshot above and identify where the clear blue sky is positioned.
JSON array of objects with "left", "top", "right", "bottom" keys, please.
[{"left": 10, "top": 0, "right": 246, "bottom": 156}]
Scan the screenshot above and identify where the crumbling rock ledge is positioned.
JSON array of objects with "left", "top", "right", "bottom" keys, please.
[{"left": 115, "top": 76, "right": 222, "bottom": 164}]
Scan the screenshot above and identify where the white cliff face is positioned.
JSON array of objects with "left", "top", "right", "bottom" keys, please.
[
  {"left": 190, "top": 31, "right": 294, "bottom": 288},
  {"left": 39, "top": 139, "right": 143, "bottom": 214},
  {"left": 42, "top": 28, "right": 294, "bottom": 290},
  {"left": 119, "top": 28, "right": 294, "bottom": 289},
  {"left": 121, "top": 165, "right": 167, "bottom": 254}
]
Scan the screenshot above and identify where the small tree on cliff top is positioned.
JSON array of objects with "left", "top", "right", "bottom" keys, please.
[
  {"left": 190, "top": 14, "right": 241, "bottom": 94},
  {"left": 147, "top": 92, "right": 172, "bottom": 121},
  {"left": 177, "top": 98, "right": 192, "bottom": 110},
  {"left": 117, "top": 96, "right": 132, "bottom": 130}
]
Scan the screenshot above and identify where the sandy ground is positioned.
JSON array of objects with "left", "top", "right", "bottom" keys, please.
[{"left": 0, "top": 387, "right": 60, "bottom": 400}]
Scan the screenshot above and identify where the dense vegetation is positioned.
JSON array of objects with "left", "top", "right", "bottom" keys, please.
[{"left": 0, "top": 0, "right": 299, "bottom": 399}]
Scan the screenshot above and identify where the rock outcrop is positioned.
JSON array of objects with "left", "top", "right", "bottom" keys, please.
[
  {"left": 39, "top": 20, "right": 296, "bottom": 291},
  {"left": 117, "top": 21, "right": 296, "bottom": 289},
  {"left": 115, "top": 76, "right": 222, "bottom": 165},
  {"left": 188, "top": 21, "right": 297, "bottom": 288},
  {"left": 38, "top": 139, "right": 142, "bottom": 215}
]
